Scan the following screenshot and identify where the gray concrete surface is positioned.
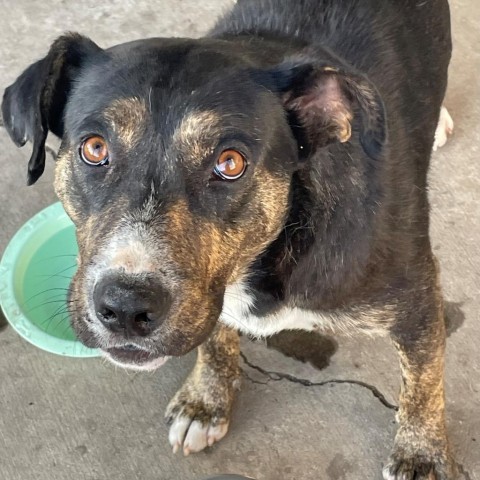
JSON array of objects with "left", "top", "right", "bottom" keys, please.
[{"left": 0, "top": 1, "right": 478, "bottom": 479}]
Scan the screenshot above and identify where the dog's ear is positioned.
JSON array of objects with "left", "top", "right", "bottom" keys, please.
[
  {"left": 255, "top": 60, "right": 387, "bottom": 161},
  {"left": 1, "top": 33, "right": 102, "bottom": 185}
]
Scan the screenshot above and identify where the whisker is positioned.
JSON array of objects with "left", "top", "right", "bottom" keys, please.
[
  {"left": 223, "top": 292, "right": 251, "bottom": 302},
  {"left": 51, "top": 313, "right": 71, "bottom": 334},
  {"left": 40, "top": 264, "right": 78, "bottom": 283},
  {"left": 31, "top": 254, "right": 77, "bottom": 265},
  {"left": 38, "top": 309, "right": 70, "bottom": 329},
  {"left": 38, "top": 304, "right": 72, "bottom": 324},
  {"left": 24, "top": 298, "right": 69, "bottom": 314},
  {"left": 34, "top": 274, "right": 74, "bottom": 280},
  {"left": 21, "top": 287, "right": 70, "bottom": 307},
  {"left": 40, "top": 304, "right": 80, "bottom": 332},
  {"left": 220, "top": 309, "right": 251, "bottom": 332},
  {"left": 36, "top": 301, "right": 78, "bottom": 327}
]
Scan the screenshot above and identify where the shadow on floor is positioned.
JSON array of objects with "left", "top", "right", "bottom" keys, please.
[
  {"left": 444, "top": 301, "right": 466, "bottom": 337},
  {"left": 0, "top": 311, "right": 8, "bottom": 332},
  {"left": 266, "top": 300, "right": 465, "bottom": 370},
  {"left": 267, "top": 330, "right": 338, "bottom": 371}
]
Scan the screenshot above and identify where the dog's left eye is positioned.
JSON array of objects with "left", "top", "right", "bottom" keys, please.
[
  {"left": 80, "top": 136, "right": 109, "bottom": 166},
  {"left": 213, "top": 149, "right": 247, "bottom": 180}
]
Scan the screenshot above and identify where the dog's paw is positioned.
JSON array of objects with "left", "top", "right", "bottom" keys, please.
[
  {"left": 433, "top": 106, "right": 454, "bottom": 151},
  {"left": 383, "top": 455, "right": 454, "bottom": 480},
  {"left": 165, "top": 376, "right": 238, "bottom": 455},
  {"left": 383, "top": 437, "right": 455, "bottom": 480}
]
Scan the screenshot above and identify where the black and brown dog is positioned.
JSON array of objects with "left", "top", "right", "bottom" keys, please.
[{"left": 2, "top": 0, "right": 455, "bottom": 478}]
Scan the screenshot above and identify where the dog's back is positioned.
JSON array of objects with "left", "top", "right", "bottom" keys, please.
[{"left": 213, "top": 0, "right": 452, "bottom": 86}]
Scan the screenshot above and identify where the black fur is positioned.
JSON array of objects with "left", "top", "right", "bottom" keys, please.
[{"left": 2, "top": 33, "right": 102, "bottom": 184}]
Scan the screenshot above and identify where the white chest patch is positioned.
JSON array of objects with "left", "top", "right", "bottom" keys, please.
[{"left": 220, "top": 282, "right": 392, "bottom": 338}]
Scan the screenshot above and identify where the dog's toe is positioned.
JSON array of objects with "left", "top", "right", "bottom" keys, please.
[
  {"left": 168, "top": 415, "right": 191, "bottom": 454},
  {"left": 433, "top": 106, "right": 454, "bottom": 151}
]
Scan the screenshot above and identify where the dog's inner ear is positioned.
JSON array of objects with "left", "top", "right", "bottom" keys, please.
[
  {"left": 262, "top": 63, "right": 387, "bottom": 161},
  {"left": 283, "top": 71, "right": 354, "bottom": 151},
  {"left": 1, "top": 33, "right": 102, "bottom": 185}
]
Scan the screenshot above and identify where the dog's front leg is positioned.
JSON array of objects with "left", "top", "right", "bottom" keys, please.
[
  {"left": 165, "top": 324, "right": 241, "bottom": 455},
  {"left": 384, "top": 267, "right": 455, "bottom": 479}
]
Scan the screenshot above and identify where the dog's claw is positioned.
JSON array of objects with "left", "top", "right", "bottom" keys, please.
[{"left": 433, "top": 106, "right": 454, "bottom": 151}]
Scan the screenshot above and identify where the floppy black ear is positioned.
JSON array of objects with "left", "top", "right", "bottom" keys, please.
[
  {"left": 256, "top": 61, "right": 387, "bottom": 161},
  {"left": 1, "top": 33, "right": 102, "bottom": 185}
]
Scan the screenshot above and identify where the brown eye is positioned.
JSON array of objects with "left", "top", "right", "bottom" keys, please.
[
  {"left": 80, "top": 136, "right": 109, "bottom": 166},
  {"left": 214, "top": 149, "right": 247, "bottom": 180}
]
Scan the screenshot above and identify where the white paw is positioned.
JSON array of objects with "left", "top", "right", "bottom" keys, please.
[
  {"left": 168, "top": 415, "right": 229, "bottom": 455},
  {"left": 433, "top": 106, "right": 454, "bottom": 151}
]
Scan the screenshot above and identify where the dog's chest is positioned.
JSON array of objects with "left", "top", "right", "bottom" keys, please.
[{"left": 219, "top": 282, "right": 380, "bottom": 338}]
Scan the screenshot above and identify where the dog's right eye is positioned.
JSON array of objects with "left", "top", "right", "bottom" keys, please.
[{"left": 80, "top": 136, "right": 109, "bottom": 166}]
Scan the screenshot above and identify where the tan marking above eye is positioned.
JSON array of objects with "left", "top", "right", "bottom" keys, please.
[
  {"left": 214, "top": 150, "right": 247, "bottom": 180},
  {"left": 81, "top": 136, "right": 109, "bottom": 165}
]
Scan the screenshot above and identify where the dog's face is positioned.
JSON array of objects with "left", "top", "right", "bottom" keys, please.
[
  {"left": 55, "top": 40, "right": 297, "bottom": 369},
  {"left": 2, "top": 35, "right": 385, "bottom": 370}
]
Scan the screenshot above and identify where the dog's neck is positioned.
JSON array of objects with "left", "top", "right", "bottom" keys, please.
[{"left": 248, "top": 143, "right": 384, "bottom": 311}]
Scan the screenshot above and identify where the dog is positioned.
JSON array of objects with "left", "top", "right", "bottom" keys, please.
[{"left": 2, "top": 0, "right": 455, "bottom": 478}]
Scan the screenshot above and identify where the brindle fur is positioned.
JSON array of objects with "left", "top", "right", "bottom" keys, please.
[
  {"left": 384, "top": 258, "right": 455, "bottom": 479},
  {"left": 103, "top": 98, "right": 148, "bottom": 150},
  {"left": 2, "top": 0, "right": 454, "bottom": 477},
  {"left": 165, "top": 324, "right": 241, "bottom": 448}
]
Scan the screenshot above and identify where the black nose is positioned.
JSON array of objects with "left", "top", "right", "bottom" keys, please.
[{"left": 93, "top": 276, "right": 172, "bottom": 337}]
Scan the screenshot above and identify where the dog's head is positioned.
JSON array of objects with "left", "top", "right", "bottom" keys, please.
[{"left": 2, "top": 34, "right": 385, "bottom": 370}]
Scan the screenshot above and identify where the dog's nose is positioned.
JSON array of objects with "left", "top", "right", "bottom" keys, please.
[{"left": 93, "top": 276, "right": 171, "bottom": 337}]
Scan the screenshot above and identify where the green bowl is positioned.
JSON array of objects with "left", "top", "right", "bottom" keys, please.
[{"left": 0, "top": 202, "right": 100, "bottom": 357}]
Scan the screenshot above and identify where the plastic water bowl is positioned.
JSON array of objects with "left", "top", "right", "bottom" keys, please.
[{"left": 0, "top": 202, "right": 99, "bottom": 357}]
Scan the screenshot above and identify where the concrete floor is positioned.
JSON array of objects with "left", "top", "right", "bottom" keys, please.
[{"left": 0, "top": 1, "right": 478, "bottom": 479}]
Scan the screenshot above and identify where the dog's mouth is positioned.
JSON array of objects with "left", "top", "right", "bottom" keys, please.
[
  {"left": 107, "top": 344, "right": 152, "bottom": 362},
  {"left": 102, "top": 344, "right": 169, "bottom": 371}
]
